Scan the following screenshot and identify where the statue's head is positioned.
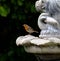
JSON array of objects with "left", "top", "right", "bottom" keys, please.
[
  {"left": 35, "top": 0, "right": 60, "bottom": 15},
  {"left": 35, "top": 0, "right": 47, "bottom": 12}
]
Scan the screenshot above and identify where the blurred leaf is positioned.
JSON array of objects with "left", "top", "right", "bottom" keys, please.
[
  {"left": 11, "top": 0, "right": 16, "bottom": 5},
  {"left": 31, "top": 5, "right": 36, "bottom": 13},
  {"left": 0, "top": 5, "right": 10, "bottom": 17},
  {"left": 8, "top": 50, "right": 14, "bottom": 56},
  {"left": 17, "top": 0, "right": 23, "bottom": 6}
]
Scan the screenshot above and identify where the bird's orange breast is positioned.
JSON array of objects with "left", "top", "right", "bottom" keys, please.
[{"left": 23, "top": 24, "right": 29, "bottom": 31}]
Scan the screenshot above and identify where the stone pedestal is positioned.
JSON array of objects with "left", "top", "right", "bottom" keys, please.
[{"left": 16, "top": 35, "right": 60, "bottom": 61}]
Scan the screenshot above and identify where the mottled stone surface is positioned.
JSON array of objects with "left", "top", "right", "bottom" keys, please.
[
  {"left": 16, "top": 35, "right": 60, "bottom": 54},
  {"left": 16, "top": 35, "right": 60, "bottom": 60}
]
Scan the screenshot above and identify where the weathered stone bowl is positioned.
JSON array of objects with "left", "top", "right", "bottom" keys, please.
[{"left": 16, "top": 35, "right": 60, "bottom": 61}]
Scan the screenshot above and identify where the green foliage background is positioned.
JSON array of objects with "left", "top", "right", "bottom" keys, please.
[
  {"left": 0, "top": 0, "right": 37, "bottom": 20},
  {"left": 0, "top": 0, "right": 40, "bottom": 61}
]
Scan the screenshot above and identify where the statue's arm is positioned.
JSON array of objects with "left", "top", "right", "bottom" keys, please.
[{"left": 38, "top": 13, "right": 50, "bottom": 30}]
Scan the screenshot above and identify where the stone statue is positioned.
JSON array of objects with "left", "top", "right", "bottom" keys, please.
[{"left": 35, "top": 0, "right": 60, "bottom": 38}]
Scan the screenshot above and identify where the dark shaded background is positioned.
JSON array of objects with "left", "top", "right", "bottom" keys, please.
[{"left": 0, "top": 0, "right": 40, "bottom": 61}]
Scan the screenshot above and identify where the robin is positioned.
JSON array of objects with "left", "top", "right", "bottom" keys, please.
[{"left": 23, "top": 24, "right": 38, "bottom": 34}]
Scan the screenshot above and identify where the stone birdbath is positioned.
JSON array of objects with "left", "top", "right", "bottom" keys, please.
[
  {"left": 16, "top": 0, "right": 60, "bottom": 61},
  {"left": 16, "top": 35, "right": 60, "bottom": 61}
]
